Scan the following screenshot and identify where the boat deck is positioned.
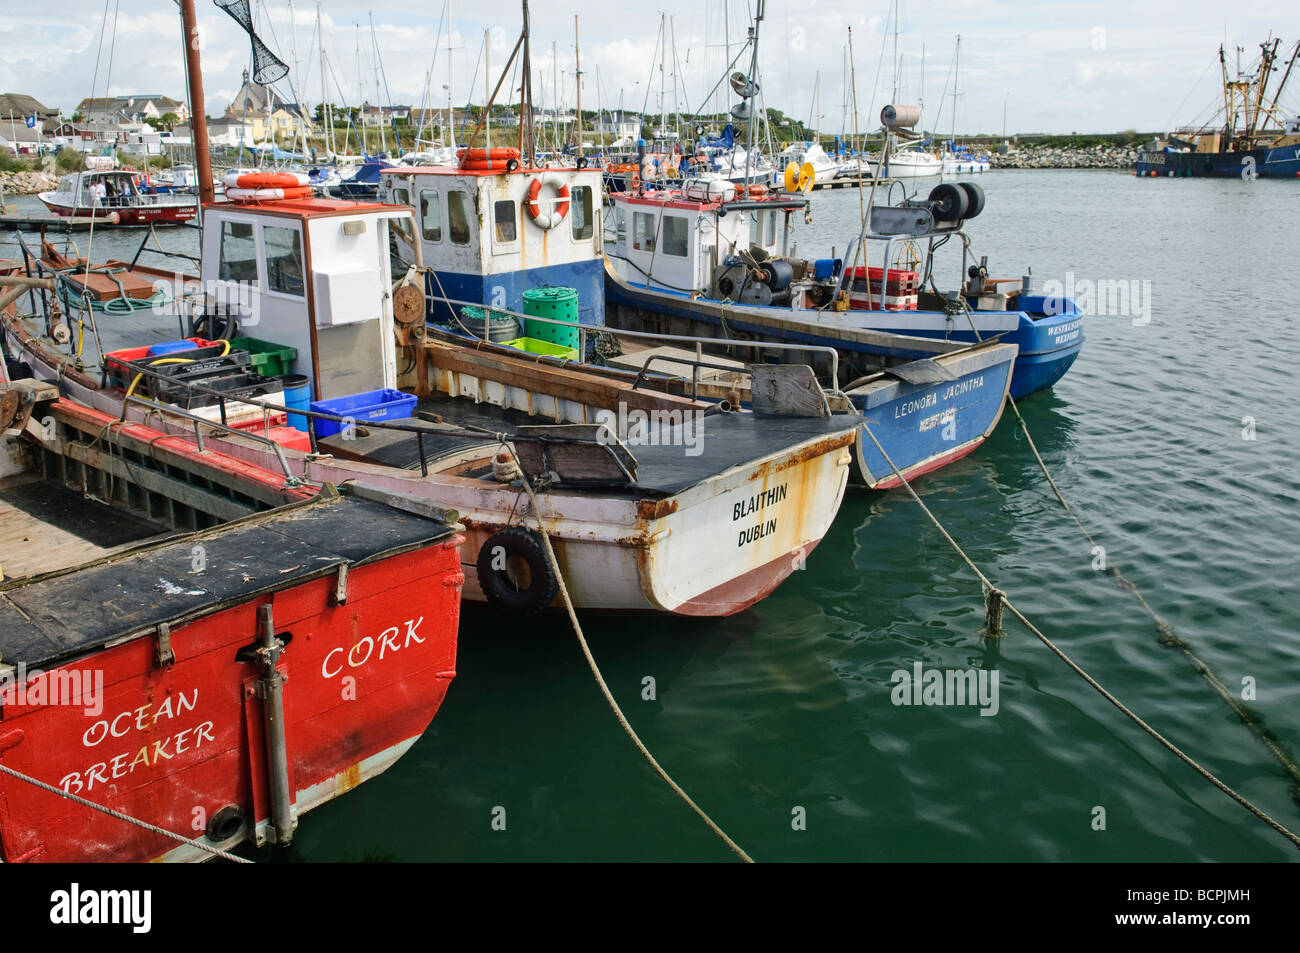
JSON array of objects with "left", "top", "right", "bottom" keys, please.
[
  {"left": 318, "top": 393, "right": 858, "bottom": 497},
  {"left": 0, "top": 493, "right": 458, "bottom": 670},
  {"left": 0, "top": 475, "right": 167, "bottom": 580}
]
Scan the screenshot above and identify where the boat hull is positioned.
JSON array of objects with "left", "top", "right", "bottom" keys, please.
[
  {"left": 603, "top": 273, "right": 1019, "bottom": 487},
  {"left": 2, "top": 317, "right": 855, "bottom": 617},
  {"left": 847, "top": 344, "right": 1013, "bottom": 488},
  {"left": 1135, "top": 144, "right": 1300, "bottom": 178},
  {"left": 37, "top": 195, "right": 197, "bottom": 226},
  {"left": 0, "top": 404, "right": 463, "bottom": 863},
  {"left": 828, "top": 303, "right": 1084, "bottom": 399}
]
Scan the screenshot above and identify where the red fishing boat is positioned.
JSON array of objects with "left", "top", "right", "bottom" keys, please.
[
  {"left": 38, "top": 170, "right": 198, "bottom": 226},
  {"left": 0, "top": 391, "right": 463, "bottom": 862}
]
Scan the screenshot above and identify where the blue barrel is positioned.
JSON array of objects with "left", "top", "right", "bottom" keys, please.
[{"left": 279, "top": 374, "right": 312, "bottom": 431}]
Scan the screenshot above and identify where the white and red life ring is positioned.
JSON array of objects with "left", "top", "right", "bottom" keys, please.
[
  {"left": 223, "top": 170, "right": 311, "bottom": 190},
  {"left": 525, "top": 174, "right": 570, "bottom": 229},
  {"left": 225, "top": 186, "right": 313, "bottom": 202}
]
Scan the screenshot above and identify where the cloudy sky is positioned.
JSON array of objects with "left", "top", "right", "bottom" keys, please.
[{"left": 2, "top": 1, "right": 1298, "bottom": 134}]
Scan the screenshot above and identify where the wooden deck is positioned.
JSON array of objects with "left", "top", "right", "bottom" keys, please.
[{"left": 0, "top": 475, "right": 164, "bottom": 580}]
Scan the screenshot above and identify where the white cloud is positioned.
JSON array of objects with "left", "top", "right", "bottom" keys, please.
[{"left": 1, "top": 0, "right": 1297, "bottom": 133}]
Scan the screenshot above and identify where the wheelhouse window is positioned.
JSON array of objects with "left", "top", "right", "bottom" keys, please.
[
  {"left": 448, "top": 190, "right": 473, "bottom": 245},
  {"left": 217, "top": 221, "right": 258, "bottom": 284},
  {"left": 264, "top": 226, "right": 304, "bottom": 296},
  {"left": 570, "top": 186, "right": 594, "bottom": 240},
  {"left": 494, "top": 200, "right": 517, "bottom": 243},
  {"left": 392, "top": 186, "right": 410, "bottom": 208},
  {"left": 632, "top": 211, "right": 656, "bottom": 252},
  {"left": 420, "top": 189, "right": 442, "bottom": 241},
  {"left": 662, "top": 216, "right": 689, "bottom": 257}
]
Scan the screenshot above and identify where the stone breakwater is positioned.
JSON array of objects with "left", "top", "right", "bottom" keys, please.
[
  {"left": 0, "top": 171, "right": 58, "bottom": 195},
  {"left": 994, "top": 144, "right": 1139, "bottom": 170}
]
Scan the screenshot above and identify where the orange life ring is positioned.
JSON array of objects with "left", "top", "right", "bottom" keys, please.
[
  {"left": 526, "top": 174, "right": 570, "bottom": 228},
  {"left": 224, "top": 170, "right": 310, "bottom": 190},
  {"left": 627, "top": 171, "right": 641, "bottom": 191}
]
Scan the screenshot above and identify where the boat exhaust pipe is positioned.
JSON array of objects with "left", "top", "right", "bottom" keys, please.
[{"left": 255, "top": 604, "right": 295, "bottom": 845}]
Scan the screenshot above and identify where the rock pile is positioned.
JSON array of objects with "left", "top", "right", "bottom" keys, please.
[
  {"left": 0, "top": 170, "right": 58, "bottom": 195},
  {"left": 994, "top": 144, "right": 1138, "bottom": 170}
]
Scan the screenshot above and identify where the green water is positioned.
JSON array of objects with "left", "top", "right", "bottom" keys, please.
[{"left": 8, "top": 171, "right": 1298, "bottom": 861}]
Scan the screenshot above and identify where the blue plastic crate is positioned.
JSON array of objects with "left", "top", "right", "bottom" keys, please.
[{"left": 310, "top": 388, "right": 417, "bottom": 437}]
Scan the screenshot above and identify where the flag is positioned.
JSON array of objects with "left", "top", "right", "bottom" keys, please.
[{"left": 25, "top": 113, "right": 36, "bottom": 128}]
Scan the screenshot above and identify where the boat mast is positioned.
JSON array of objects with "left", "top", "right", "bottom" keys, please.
[
  {"left": 574, "top": 16, "right": 582, "bottom": 155},
  {"left": 369, "top": 13, "right": 386, "bottom": 153},
  {"left": 951, "top": 35, "right": 959, "bottom": 146},
  {"left": 742, "top": 0, "right": 764, "bottom": 186},
  {"left": 179, "top": 0, "right": 214, "bottom": 207},
  {"left": 317, "top": 0, "right": 333, "bottom": 157},
  {"left": 356, "top": 24, "right": 366, "bottom": 153},
  {"left": 287, "top": 0, "right": 310, "bottom": 160}
]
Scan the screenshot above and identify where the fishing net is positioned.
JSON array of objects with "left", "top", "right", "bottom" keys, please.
[{"left": 214, "top": 0, "right": 289, "bottom": 86}]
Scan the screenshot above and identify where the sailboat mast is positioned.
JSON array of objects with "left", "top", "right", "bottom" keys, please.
[
  {"left": 369, "top": 13, "right": 386, "bottom": 152},
  {"left": 742, "top": 0, "right": 765, "bottom": 185},
  {"left": 179, "top": 0, "right": 213, "bottom": 207},
  {"left": 317, "top": 0, "right": 333, "bottom": 156},
  {"left": 951, "top": 35, "right": 959, "bottom": 143},
  {"left": 287, "top": 0, "right": 310, "bottom": 159},
  {"left": 356, "top": 24, "right": 366, "bottom": 153},
  {"left": 447, "top": 0, "right": 455, "bottom": 150},
  {"left": 574, "top": 16, "right": 582, "bottom": 154},
  {"left": 522, "top": 0, "right": 534, "bottom": 160}
]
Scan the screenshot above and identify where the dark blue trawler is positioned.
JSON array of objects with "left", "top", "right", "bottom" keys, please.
[{"left": 1137, "top": 37, "right": 1300, "bottom": 179}]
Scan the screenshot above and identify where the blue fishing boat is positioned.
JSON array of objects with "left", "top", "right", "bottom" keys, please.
[
  {"left": 378, "top": 145, "right": 1016, "bottom": 488},
  {"left": 603, "top": 172, "right": 1081, "bottom": 401}
]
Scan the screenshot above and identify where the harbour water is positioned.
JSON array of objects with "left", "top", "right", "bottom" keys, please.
[{"left": 6, "top": 169, "right": 1298, "bottom": 861}]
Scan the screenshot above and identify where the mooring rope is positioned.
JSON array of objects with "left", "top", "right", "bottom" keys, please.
[
  {"left": 0, "top": 762, "right": 252, "bottom": 863},
  {"left": 498, "top": 438, "right": 756, "bottom": 863},
  {"left": 941, "top": 283, "right": 1300, "bottom": 791},
  {"left": 857, "top": 421, "right": 1300, "bottom": 851}
]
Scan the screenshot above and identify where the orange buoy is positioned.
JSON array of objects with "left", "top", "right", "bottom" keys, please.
[
  {"left": 224, "top": 170, "right": 310, "bottom": 190},
  {"left": 458, "top": 147, "right": 521, "bottom": 171}
]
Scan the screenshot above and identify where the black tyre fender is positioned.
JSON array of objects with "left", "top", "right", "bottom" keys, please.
[
  {"left": 928, "top": 182, "right": 969, "bottom": 222},
  {"left": 475, "top": 527, "right": 558, "bottom": 614},
  {"left": 956, "top": 181, "right": 985, "bottom": 218}
]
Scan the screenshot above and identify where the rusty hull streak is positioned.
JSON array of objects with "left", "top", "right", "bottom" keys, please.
[
  {"left": 635, "top": 498, "right": 678, "bottom": 520},
  {"left": 746, "top": 431, "right": 856, "bottom": 481}
]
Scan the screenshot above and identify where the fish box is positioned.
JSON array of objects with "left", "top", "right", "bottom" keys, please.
[
  {"left": 310, "top": 389, "right": 418, "bottom": 437},
  {"left": 499, "top": 337, "right": 579, "bottom": 362}
]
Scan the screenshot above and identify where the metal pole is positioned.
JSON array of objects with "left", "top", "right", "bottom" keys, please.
[
  {"left": 255, "top": 604, "right": 294, "bottom": 845},
  {"left": 180, "top": 0, "right": 215, "bottom": 207}
]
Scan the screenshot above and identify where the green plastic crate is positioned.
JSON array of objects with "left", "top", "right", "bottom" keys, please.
[
  {"left": 499, "top": 336, "right": 579, "bottom": 362},
  {"left": 227, "top": 336, "right": 298, "bottom": 378}
]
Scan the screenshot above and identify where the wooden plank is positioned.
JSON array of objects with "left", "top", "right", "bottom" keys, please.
[
  {"left": 58, "top": 269, "right": 158, "bottom": 302},
  {"left": 422, "top": 338, "right": 705, "bottom": 415}
]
